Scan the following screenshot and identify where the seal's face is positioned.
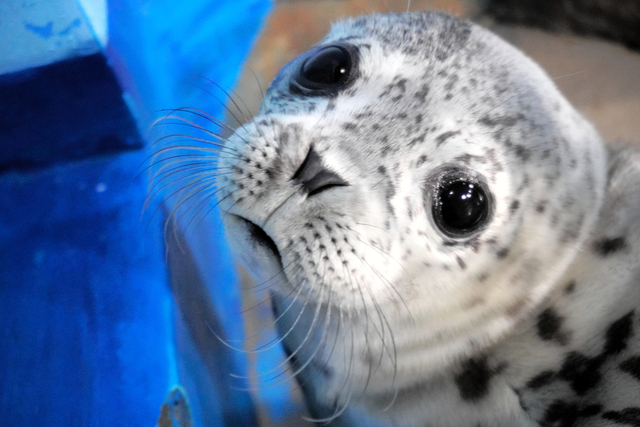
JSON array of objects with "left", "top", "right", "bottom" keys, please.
[{"left": 216, "top": 12, "right": 606, "bottom": 399}]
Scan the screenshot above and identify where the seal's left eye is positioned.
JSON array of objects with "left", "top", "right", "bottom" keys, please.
[
  {"left": 291, "top": 44, "right": 357, "bottom": 96},
  {"left": 432, "top": 174, "right": 492, "bottom": 238}
]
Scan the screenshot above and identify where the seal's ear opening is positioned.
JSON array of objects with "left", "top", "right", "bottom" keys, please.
[{"left": 289, "top": 42, "right": 359, "bottom": 97}]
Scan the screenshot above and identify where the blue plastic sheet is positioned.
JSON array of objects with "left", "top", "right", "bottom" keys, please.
[{"left": 0, "top": 0, "right": 273, "bottom": 425}]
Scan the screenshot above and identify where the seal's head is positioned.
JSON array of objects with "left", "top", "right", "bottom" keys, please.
[{"left": 216, "top": 11, "right": 606, "bottom": 399}]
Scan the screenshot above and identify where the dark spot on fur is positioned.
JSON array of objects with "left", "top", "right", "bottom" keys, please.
[
  {"left": 414, "top": 84, "right": 429, "bottom": 102},
  {"left": 416, "top": 154, "right": 428, "bottom": 167},
  {"left": 456, "top": 256, "right": 467, "bottom": 270},
  {"left": 565, "top": 281, "right": 576, "bottom": 294},
  {"left": 580, "top": 404, "right": 602, "bottom": 418},
  {"left": 445, "top": 74, "right": 459, "bottom": 92},
  {"left": 514, "top": 145, "right": 531, "bottom": 161},
  {"left": 435, "top": 130, "right": 460, "bottom": 147},
  {"left": 509, "top": 200, "right": 520, "bottom": 213},
  {"left": 604, "top": 311, "right": 634, "bottom": 356},
  {"left": 496, "top": 248, "right": 509, "bottom": 259},
  {"left": 593, "top": 237, "right": 627, "bottom": 256},
  {"left": 620, "top": 356, "right": 640, "bottom": 381},
  {"left": 543, "top": 400, "right": 602, "bottom": 427},
  {"left": 543, "top": 400, "right": 579, "bottom": 427},
  {"left": 559, "top": 353, "right": 604, "bottom": 395},
  {"left": 478, "top": 114, "right": 523, "bottom": 128},
  {"left": 409, "top": 132, "right": 427, "bottom": 147},
  {"left": 455, "top": 357, "right": 493, "bottom": 402},
  {"left": 527, "top": 370, "right": 555, "bottom": 389},
  {"left": 543, "top": 401, "right": 603, "bottom": 426},
  {"left": 602, "top": 408, "right": 640, "bottom": 425},
  {"left": 537, "top": 308, "right": 566, "bottom": 344}
]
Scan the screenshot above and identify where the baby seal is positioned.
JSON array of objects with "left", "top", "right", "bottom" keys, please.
[{"left": 215, "top": 11, "right": 640, "bottom": 427}]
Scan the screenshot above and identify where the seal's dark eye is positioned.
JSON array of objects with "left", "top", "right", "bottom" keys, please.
[
  {"left": 291, "top": 44, "right": 357, "bottom": 96},
  {"left": 434, "top": 179, "right": 490, "bottom": 236},
  {"left": 301, "top": 46, "right": 350, "bottom": 85}
]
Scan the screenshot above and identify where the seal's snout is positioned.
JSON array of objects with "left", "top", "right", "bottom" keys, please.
[{"left": 291, "top": 147, "right": 348, "bottom": 196}]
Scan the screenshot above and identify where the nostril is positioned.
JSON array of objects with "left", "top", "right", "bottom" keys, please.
[
  {"left": 238, "top": 216, "right": 282, "bottom": 265},
  {"left": 292, "top": 147, "right": 349, "bottom": 196},
  {"left": 306, "top": 170, "right": 348, "bottom": 196},
  {"left": 292, "top": 147, "right": 324, "bottom": 183}
]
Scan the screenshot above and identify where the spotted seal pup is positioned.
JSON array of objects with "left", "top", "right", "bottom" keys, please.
[{"left": 214, "top": 11, "right": 640, "bottom": 427}]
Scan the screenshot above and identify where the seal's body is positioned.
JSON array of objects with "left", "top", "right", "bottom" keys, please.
[{"left": 215, "top": 12, "right": 640, "bottom": 426}]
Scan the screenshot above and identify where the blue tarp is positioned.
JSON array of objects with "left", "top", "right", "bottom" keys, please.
[
  {"left": 0, "top": 152, "right": 171, "bottom": 426},
  {"left": 0, "top": 0, "right": 273, "bottom": 425}
]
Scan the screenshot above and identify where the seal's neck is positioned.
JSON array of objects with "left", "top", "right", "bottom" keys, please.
[{"left": 497, "top": 144, "right": 640, "bottom": 380}]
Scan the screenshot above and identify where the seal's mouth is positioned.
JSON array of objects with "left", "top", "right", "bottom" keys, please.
[{"left": 236, "top": 215, "right": 283, "bottom": 268}]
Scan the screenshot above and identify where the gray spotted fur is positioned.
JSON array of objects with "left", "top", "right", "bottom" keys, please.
[{"left": 215, "top": 11, "right": 640, "bottom": 427}]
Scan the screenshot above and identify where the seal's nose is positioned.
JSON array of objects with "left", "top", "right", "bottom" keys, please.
[{"left": 291, "top": 147, "right": 349, "bottom": 196}]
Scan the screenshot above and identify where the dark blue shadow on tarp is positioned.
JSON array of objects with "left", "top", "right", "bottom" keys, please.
[{"left": 0, "top": 53, "right": 143, "bottom": 173}]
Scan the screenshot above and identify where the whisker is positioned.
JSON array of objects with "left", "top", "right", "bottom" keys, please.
[
  {"left": 140, "top": 153, "right": 224, "bottom": 176},
  {"left": 233, "top": 270, "right": 327, "bottom": 381},
  {"left": 143, "top": 170, "right": 218, "bottom": 220},
  {"left": 143, "top": 164, "right": 218, "bottom": 217},
  {"left": 153, "top": 114, "right": 235, "bottom": 143},
  {"left": 194, "top": 75, "right": 253, "bottom": 127},
  {"left": 206, "top": 265, "right": 307, "bottom": 354}
]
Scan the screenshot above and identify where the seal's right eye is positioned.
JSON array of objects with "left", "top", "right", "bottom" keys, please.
[{"left": 290, "top": 43, "right": 358, "bottom": 96}]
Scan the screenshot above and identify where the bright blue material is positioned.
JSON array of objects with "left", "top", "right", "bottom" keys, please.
[
  {"left": 0, "top": 0, "right": 274, "bottom": 425},
  {"left": 0, "top": 152, "right": 171, "bottom": 426},
  {"left": 106, "top": 0, "right": 274, "bottom": 425}
]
